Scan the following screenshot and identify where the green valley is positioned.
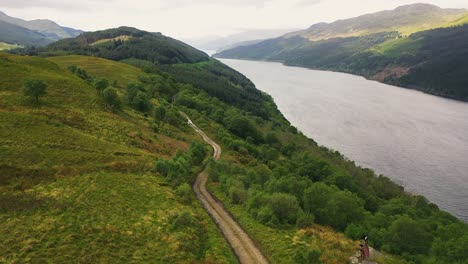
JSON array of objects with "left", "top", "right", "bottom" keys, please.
[{"left": 1, "top": 24, "right": 467, "bottom": 264}]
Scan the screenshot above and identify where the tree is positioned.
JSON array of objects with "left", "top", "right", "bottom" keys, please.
[
  {"left": 130, "top": 91, "right": 151, "bottom": 112},
  {"left": 386, "top": 216, "right": 433, "bottom": 255},
  {"left": 23, "top": 79, "right": 47, "bottom": 103},
  {"left": 154, "top": 105, "right": 167, "bottom": 124},
  {"left": 188, "top": 141, "right": 207, "bottom": 165},
  {"left": 224, "top": 114, "right": 263, "bottom": 143},
  {"left": 304, "top": 183, "right": 365, "bottom": 230},
  {"left": 269, "top": 193, "right": 302, "bottom": 225},
  {"left": 101, "top": 87, "right": 121, "bottom": 111}
]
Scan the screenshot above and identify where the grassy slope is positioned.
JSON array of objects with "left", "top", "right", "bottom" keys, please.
[
  {"left": 0, "top": 53, "right": 236, "bottom": 263},
  {"left": 48, "top": 55, "right": 146, "bottom": 88}
]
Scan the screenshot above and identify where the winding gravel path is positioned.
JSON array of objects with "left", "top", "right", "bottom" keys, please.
[{"left": 182, "top": 113, "right": 269, "bottom": 264}]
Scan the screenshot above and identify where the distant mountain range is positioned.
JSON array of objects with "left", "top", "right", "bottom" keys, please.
[
  {"left": 0, "top": 11, "right": 82, "bottom": 48},
  {"left": 215, "top": 3, "right": 468, "bottom": 101},
  {"left": 185, "top": 28, "right": 298, "bottom": 52}
]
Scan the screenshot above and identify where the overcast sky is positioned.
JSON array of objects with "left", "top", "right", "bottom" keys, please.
[{"left": 1, "top": 0, "right": 468, "bottom": 38}]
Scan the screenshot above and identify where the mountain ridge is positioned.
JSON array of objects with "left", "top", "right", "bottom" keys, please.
[
  {"left": 0, "top": 11, "right": 82, "bottom": 47},
  {"left": 284, "top": 3, "right": 468, "bottom": 41}
]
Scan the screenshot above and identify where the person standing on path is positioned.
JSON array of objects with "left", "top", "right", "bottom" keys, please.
[{"left": 363, "top": 236, "right": 370, "bottom": 259}]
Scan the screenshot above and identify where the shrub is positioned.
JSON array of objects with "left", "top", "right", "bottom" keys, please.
[
  {"left": 94, "top": 78, "right": 110, "bottom": 94},
  {"left": 171, "top": 211, "right": 195, "bottom": 230},
  {"left": 175, "top": 183, "right": 193, "bottom": 204},
  {"left": 101, "top": 87, "right": 122, "bottom": 111},
  {"left": 229, "top": 185, "right": 248, "bottom": 205},
  {"left": 130, "top": 91, "right": 151, "bottom": 112},
  {"left": 294, "top": 247, "right": 323, "bottom": 264},
  {"left": 296, "top": 213, "right": 315, "bottom": 228}
]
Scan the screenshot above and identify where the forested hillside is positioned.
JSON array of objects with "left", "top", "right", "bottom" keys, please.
[
  {"left": 2, "top": 25, "right": 467, "bottom": 264},
  {"left": 37, "top": 27, "right": 209, "bottom": 65}
]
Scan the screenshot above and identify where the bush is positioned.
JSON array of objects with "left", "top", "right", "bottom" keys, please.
[
  {"left": 171, "top": 211, "right": 195, "bottom": 230},
  {"left": 101, "top": 87, "right": 122, "bottom": 111},
  {"left": 229, "top": 185, "right": 248, "bottom": 205},
  {"left": 130, "top": 91, "right": 151, "bottom": 112},
  {"left": 296, "top": 213, "right": 315, "bottom": 228},
  {"left": 294, "top": 247, "right": 322, "bottom": 264},
  {"left": 94, "top": 78, "right": 110, "bottom": 94},
  {"left": 345, "top": 223, "right": 366, "bottom": 240},
  {"left": 175, "top": 183, "right": 193, "bottom": 204}
]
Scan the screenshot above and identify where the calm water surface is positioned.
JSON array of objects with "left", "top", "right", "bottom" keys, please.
[{"left": 220, "top": 58, "right": 468, "bottom": 222}]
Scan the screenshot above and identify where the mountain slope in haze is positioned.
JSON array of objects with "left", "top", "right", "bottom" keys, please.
[
  {"left": 187, "top": 28, "right": 299, "bottom": 52},
  {"left": 0, "top": 11, "right": 82, "bottom": 40},
  {"left": 0, "top": 11, "right": 82, "bottom": 47},
  {"left": 0, "top": 20, "right": 52, "bottom": 46},
  {"left": 215, "top": 4, "right": 468, "bottom": 101}
]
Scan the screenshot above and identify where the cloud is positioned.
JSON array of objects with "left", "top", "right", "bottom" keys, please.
[
  {"left": 295, "top": 0, "right": 323, "bottom": 7},
  {"left": 158, "top": 0, "right": 270, "bottom": 9},
  {"left": 2, "top": 0, "right": 468, "bottom": 38},
  {"left": 0, "top": 0, "right": 92, "bottom": 10}
]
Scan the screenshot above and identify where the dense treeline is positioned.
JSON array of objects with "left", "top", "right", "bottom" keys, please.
[
  {"left": 216, "top": 24, "right": 468, "bottom": 101},
  {"left": 159, "top": 60, "right": 278, "bottom": 119}
]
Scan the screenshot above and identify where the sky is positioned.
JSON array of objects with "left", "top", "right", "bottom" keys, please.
[{"left": 1, "top": 0, "right": 468, "bottom": 39}]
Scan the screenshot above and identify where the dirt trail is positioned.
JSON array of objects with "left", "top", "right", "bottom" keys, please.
[{"left": 182, "top": 113, "right": 269, "bottom": 264}]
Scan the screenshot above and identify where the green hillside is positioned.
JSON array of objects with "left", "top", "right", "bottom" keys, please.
[
  {"left": 0, "top": 53, "right": 236, "bottom": 263},
  {"left": 3, "top": 25, "right": 468, "bottom": 264},
  {"left": 39, "top": 27, "right": 208, "bottom": 65}
]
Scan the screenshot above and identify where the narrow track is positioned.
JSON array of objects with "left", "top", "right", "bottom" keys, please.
[{"left": 182, "top": 113, "right": 269, "bottom": 264}]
